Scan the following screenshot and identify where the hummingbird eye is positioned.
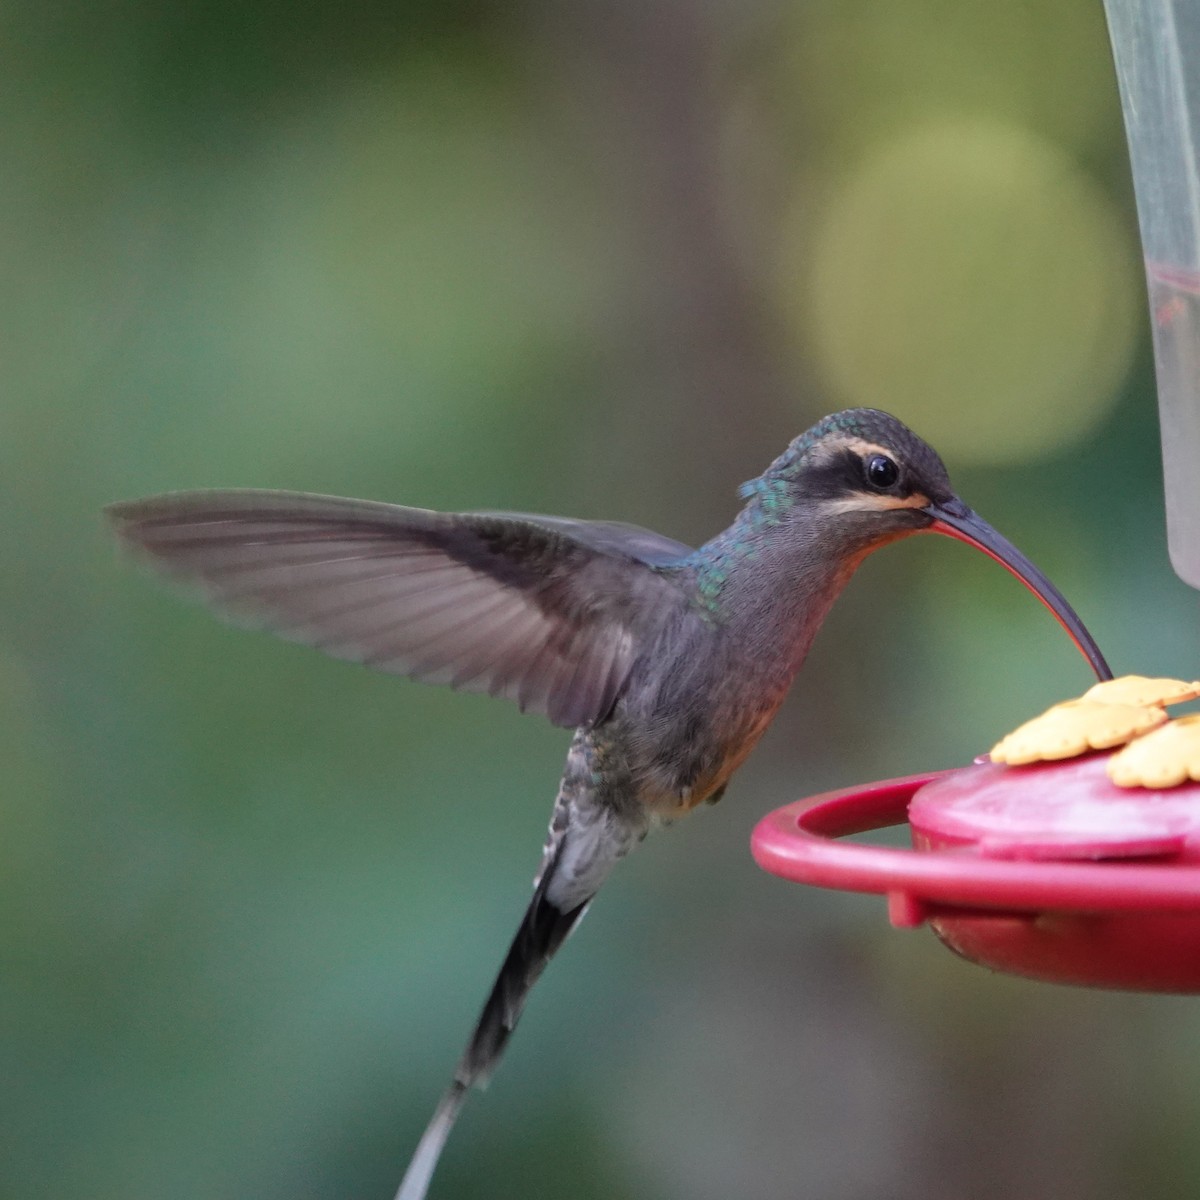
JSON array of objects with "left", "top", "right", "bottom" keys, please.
[{"left": 865, "top": 454, "right": 899, "bottom": 490}]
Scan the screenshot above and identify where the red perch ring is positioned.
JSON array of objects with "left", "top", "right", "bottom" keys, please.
[{"left": 751, "top": 757, "right": 1200, "bottom": 993}]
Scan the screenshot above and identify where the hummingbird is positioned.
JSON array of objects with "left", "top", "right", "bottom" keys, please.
[{"left": 106, "top": 408, "right": 1111, "bottom": 1200}]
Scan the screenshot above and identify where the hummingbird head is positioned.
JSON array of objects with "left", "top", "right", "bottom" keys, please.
[{"left": 741, "top": 408, "right": 1111, "bottom": 680}]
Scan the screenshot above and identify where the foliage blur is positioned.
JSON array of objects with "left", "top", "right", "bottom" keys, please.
[{"left": 6, "top": 1, "right": 1200, "bottom": 1197}]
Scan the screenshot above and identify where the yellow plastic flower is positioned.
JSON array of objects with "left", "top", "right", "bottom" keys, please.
[
  {"left": 990, "top": 700, "right": 1168, "bottom": 765},
  {"left": 1107, "top": 714, "right": 1200, "bottom": 789},
  {"left": 1081, "top": 675, "right": 1200, "bottom": 708}
]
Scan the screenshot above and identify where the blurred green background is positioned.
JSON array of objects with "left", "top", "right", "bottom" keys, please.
[{"left": 6, "top": 1, "right": 1200, "bottom": 1197}]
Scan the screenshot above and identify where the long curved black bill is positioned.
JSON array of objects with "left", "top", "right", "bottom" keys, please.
[{"left": 926, "top": 500, "right": 1112, "bottom": 682}]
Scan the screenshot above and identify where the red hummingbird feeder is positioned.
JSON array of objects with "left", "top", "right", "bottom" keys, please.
[
  {"left": 750, "top": 602, "right": 1200, "bottom": 995},
  {"left": 752, "top": 744, "right": 1200, "bottom": 994},
  {"left": 753, "top": 4, "right": 1200, "bottom": 995}
]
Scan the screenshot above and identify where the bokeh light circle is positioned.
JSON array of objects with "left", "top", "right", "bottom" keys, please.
[{"left": 784, "top": 119, "right": 1138, "bottom": 464}]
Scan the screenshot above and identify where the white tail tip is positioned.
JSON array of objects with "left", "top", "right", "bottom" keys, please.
[{"left": 393, "top": 1082, "right": 468, "bottom": 1200}]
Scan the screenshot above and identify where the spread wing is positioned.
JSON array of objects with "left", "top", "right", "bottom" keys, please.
[{"left": 105, "top": 489, "right": 692, "bottom": 728}]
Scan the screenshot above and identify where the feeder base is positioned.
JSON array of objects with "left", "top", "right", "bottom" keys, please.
[{"left": 930, "top": 910, "right": 1200, "bottom": 993}]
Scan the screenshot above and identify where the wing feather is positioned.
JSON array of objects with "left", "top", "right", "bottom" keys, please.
[{"left": 106, "top": 488, "right": 688, "bottom": 728}]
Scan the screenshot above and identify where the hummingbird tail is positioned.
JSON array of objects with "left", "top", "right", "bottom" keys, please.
[
  {"left": 394, "top": 880, "right": 589, "bottom": 1200},
  {"left": 394, "top": 735, "right": 633, "bottom": 1199},
  {"left": 456, "top": 883, "right": 588, "bottom": 1090}
]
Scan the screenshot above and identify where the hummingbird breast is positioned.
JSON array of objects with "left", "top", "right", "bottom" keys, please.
[
  {"left": 602, "top": 614, "right": 798, "bottom": 819},
  {"left": 586, "top": 535, "right": 854, "bottom": 821}
]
